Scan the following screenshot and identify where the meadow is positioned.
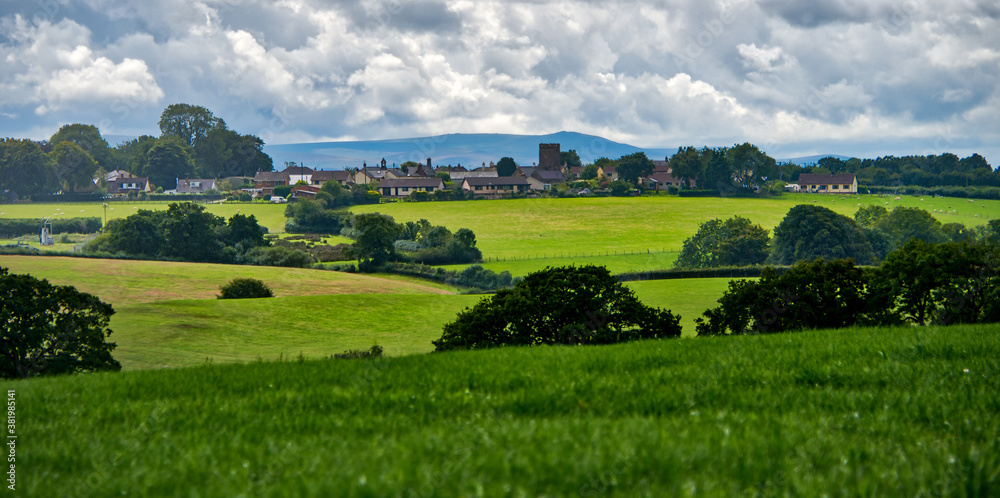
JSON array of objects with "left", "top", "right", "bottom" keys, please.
[
  {"left": 12, "top": 324, "right": 998, "bottom": 496},
  {"left": 0, "top": 255, "right": 728, "bottom": 369}
]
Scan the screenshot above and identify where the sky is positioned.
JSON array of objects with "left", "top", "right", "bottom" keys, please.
[{"left": 1, "top": 0, "right": 998, "bottom": 164}]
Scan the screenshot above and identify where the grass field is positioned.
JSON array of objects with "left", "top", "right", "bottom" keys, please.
[
  {"left": 353, "top": 194, "right": 1000, "bottom": 263},
  {"left": 13, "top": 324, "right": 999, "bottom": 496},
  {"left": 0, "top": 200, "right": 289, "bottom": 233},
  {"left": 0, "top": 255, "right": 730, "bottom": 369}
]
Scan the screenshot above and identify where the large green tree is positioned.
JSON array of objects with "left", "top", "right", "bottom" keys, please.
[
  {"left": 560, "top": 150, "right": 582, "bottom": 169},
  {"left": 49, "top": 123, "right": 113, "bottom": 170},
  {"left": 696, "top": 259, "right": 871, "bottom": 336},
  {"left": 615, "top": 152, "right": 655, "bottom": 185},
  {"left": 158, "top": 103, "right": 227, "bottom": 148},
  {"left": 496, "top": 157, "right": 518, "bottom": 177},
  {"left": 769, "top": 204, "right": 876, "bottom": 265},
  {"left": 675, "top": 216, "right": 771, "bottom": 268},
  {"left": 50, "top": 141, "right": 98, "bottom": 193},
  {"left": 0, "top": 138, "right": 54, "bottom": 198},
  {"left": 0, "top": 267, "right": 120, "bottom": 378},
  {"left": 160, "top": 202, "right": 227, "bottom": 262},
  {"left": 433, "top": 265, "right": 681, "bottom": 351},
  {"left": 349, "top": 213, "right": 401, "bottom": 266},
  {"left": 668, "top": 146, "right": 701, "bottom": 188},
  {"left": 141, "top": 137, "right": 195, "bottom": 190},
  {"left": 874, "top": 207, "right": 947, "bottom": 253},
  {"left": 729, "top": 142, "right": 776, "bottom": 191}
]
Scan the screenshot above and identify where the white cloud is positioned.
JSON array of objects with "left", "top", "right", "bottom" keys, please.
[{"left": 0, "top": 0, "right": 998, "bottom": 165}]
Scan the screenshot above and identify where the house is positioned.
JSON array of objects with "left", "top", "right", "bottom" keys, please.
[
  {"left": 797, "top": 173, "right": 858, "bottom": 194},
  {"left": 311, "top": 170, "right": 354, "bottom": 186},
  {"left": 527, "top": 170, "right": 568, "bottom": 191},
  {"left": 462, "top": 177, "right": 531, "bottom": 197},
  {"left": 253, "top": 171, "right": 289, "bottom": 195},
  {"left": 517, "top": 166, "right": 541, "bottom": 179},
  {"left": 175, "top": 178, "right": 217, "bottom": 194},
  {"left": 282, "top": 165, "right": 314, "bottom": 185},
  {"left": 641, "top": 171, "right": 689, "bottom": 191},
  {"left": 381, "top": 168, "right": 410, "bottom": 180},
  {"left": 378, "top": 177, "right": 445, "bottom": 198},
  {"left": 599, "top": 165, "right": 619, "bottom": 182},
  {"left": 355, "top": 166, "right": 391, "bottom": 185},
  {"left": 107, "top": 176, "right": 150, "bottom": 196},
  {"left": 564, "top": 166, "right": 586, "bottom": 180},
  {"left": 105, "top": 170, "right": 135, "bottom": 183},
  {"left": 290, "top": 185, "right": 321, "bottom": 199},
  {"left": 652, "top": 159, "right": 670, "bottom": 173}
]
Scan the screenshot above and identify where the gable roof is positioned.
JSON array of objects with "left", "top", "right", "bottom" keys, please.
[
  {"left": 652, "top": 160, "right": 670, "bottom": 172},
  {"left": 254, "top": 171, "right": 288, "bottom": 182},
  {"left": 176, "top": 178, "right": 216, "bottom": 193},
  {"left": 463, "top": 177, "right": 530, "bottom": 187},
  {"left": 280, "top": 165, "right": 315, "bottom": 175},
  {"left": 378, "top": 177, "right": 445, "bottom": 188},
  {"left": 451, "top": 171, "right": 498, "bottom": 179},
  {"left": 531, "top": 170, "right": 567, "bottom": 182},
  {"left": 798, "top": 173, "right": 856, "bottom": 185}
]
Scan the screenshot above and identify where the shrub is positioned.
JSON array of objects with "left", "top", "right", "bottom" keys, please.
[
  {"left": 433, "top": 265, "right": 681, "bottom": 351},
  {"left": 218, "top": 278, "right": 274, "bottom": 299},
  {"left": 333, "top": 345, "right": 384, "bottom": 359},
  {"left": 273, "top": 185, "right": 292, "bottom": 198},
  {"left": 243, "top": 245, "right": 314, "bottom": 268}
]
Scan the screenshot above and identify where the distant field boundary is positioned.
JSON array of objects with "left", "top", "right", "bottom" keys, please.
[{"left": 483, "top": 247, "right": 679, "bottom": 262}]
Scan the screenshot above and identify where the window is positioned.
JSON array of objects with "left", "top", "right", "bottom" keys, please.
[
  {"left": 843, "top": 185, "right": 850, "bottom": 189},
  {"left": 402, "top": 187, "right": 409, "bottom": 192},
  {"left": 191, "top": 181, "right": 201, "bottom": 188},
  {"left": 833, "top": 185, "right": 840, "bottom": 189}
]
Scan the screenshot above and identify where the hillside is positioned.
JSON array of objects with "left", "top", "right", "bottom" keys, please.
[{"left": 14, "top": 324, "right": 998, "bottom": 496}]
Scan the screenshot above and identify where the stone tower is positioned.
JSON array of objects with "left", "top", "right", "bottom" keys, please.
[{"left": 539, "top": 143, "right": 561, "bottom": 169}]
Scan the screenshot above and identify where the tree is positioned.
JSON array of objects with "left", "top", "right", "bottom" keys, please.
[
  {"left": 160, "top": 202, "right": 226, "bottom": 262},
  {"left": 874, "top": 207, "right": 946, "bottom": 253},
  {"left": 350, "top": 213, "right": 401, "bottom": 267},
  {"left": 319, "top": 180, "right": 352, "bottom": 207},
  {"left": 115, "top": 135, "right": 158, "bottom": 174},
  {"left": 561, "top": 150, "right": 582, "bottom": 169},
  {"left": 769, "top": 204, "right": 876, "bottom": 265},
  {"left": 580, "top": 164, "right": 599, "bottom": 180},
  {"left": 615, "top": 152, "right": 655, "bottom": 185},
  {"left": 700, "top": 146, "right": 732, "bottom": 192},
  {"left": 433, "top": 265, "right": 681, "bottom": 351},
  {"left": 0, "top": 267, "right": 120, "bottom": 378},
  {"left": 496, "top": 157, "right": 518, "bottom": 177},
  {"left": 223, "top": 214, "right": 269, "bottom": 250},
  {"left": 95, "top": 209, "right": 167, "bottom": 257},
  {"left": 696, "top": 259, "right": 871, "bottom": 336},
  {"left": 158, "top": 103, "right": 227, "bottom": 148},
  {"left": 400, "top": 161, "right": 419, "bottom": 174},
  {"left": 729, "top": 142, "right": 776, "bottom": 191},
  {"left": 141, "top": 137, "right": 195, "bottom": 190},
  {"left": 668, "top": 146, "right": 701, "bottom": 188},
  {"left": 50, "top": 141, "right": 98, "bottom": 193},
  {"left": 0, "top": 138, "right": 54, "bottom": 198},
  {"left": 49, "top": 123, "right": 113, "bottom": 170},
  {"left": 675, "top": 216, "right": 770, "bottom": 268}
]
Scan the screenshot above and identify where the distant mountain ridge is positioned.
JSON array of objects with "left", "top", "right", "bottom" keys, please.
[{"left": 264, "top": 131, "right": 677, "bottom": 170}]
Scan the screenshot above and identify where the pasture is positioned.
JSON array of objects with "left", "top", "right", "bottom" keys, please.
[
  {"left": 13, "top": 324, "right": 998, "bottom": 496},
  {"left": 0, "top": 255, "right": 728, "bottom": 369}
]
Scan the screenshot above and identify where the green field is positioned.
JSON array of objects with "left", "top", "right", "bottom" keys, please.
[
  {"left": 0, "top": 200, "right": 289, "bottom": 234},
  {"left": 0, "top": 255, "right": 729, "bottom": 369},
  {"left": 352, "top": 194, "right": 1000, "bottom": 268},
  {"left": 13, "top": 324, "right": 999, "bottom": 496}
]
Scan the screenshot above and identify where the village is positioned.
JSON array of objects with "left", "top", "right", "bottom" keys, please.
[{"left": 102, "top": 142, "right": 858, "bottom": 201}]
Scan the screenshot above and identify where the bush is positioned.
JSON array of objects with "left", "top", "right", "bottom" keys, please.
[
  {"left": 433, "top": 265, "right": 681, "bottom": 351},
  {"left": 333, "top": 345, "right": 384, "bottom": 359},
  {"left": 273, "top": 185, "right": 292, "bottom": 198},
  {"left": 217, "top": 278, "right": 274, "bottom": 299},
  {"left": 243, "top": 245, "right": 314, "bottom": 268}
]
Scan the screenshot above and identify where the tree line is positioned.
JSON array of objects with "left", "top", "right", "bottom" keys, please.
[
  {"left": 0, "top": 104, "right": 273, "bottom": 200},
  {"left": 676, "top": 204, "right": 1000, "bottom": 269}
]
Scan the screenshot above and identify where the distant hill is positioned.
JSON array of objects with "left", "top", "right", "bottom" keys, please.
[{"left": 263, "top": 131, "right": 676, "bottom": 170}]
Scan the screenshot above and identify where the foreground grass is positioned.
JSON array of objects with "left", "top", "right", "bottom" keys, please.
[{"left": 14, "top": 324, "right": 999, "bottom": 496}]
